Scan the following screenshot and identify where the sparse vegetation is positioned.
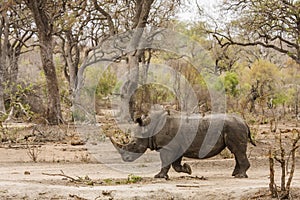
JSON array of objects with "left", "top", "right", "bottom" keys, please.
[
  {"left": 127, "top": 174, "right": 143, "bottom": 184},
  {"left": 0, "top": 0, "right": 300, "bottom": 199},
  {"left": 269, "top": 129, "right": 300, "bottom": 199},
  {"left": 26, "top": 143, "right": 41, "bottom": 163}
]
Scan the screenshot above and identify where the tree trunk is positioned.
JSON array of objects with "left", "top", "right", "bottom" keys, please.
[
  {"left": 0, "top": 11, "right": 9, "bottom": 114},
  {"left": 119, "top": 0, "right": 155, "bottom": 121},
  {"left": 125, "top": 0, "right": 155, "bottom": 120},
  {"left": 8, "top": 45, "right": 21, "bottom": 84},
  {"left": 0, "top": 64, "right": 6, "bottom": 114},
  {"left": 60, "top": 30, "right": 79, "bottom": 98},
  {"left": 127, "top": 53, "right": 140, "bottom": 120},
  {"left": 40, "top": 38, "right": 63, "bottom": 124},
  {"left": 295, "top": 86, "right": 299, "bottom": 118},
  {"left": 25, "top": 0, "right": 62, "bottom": 124}
]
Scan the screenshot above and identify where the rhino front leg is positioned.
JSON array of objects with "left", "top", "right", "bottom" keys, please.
[
  {"left": 154, "top": 165, "right": 171, "bottom": 179},
  {"left": 172, "top": 157, "right": 192, "bottom": 175},
  {"left": 155, "top": 148, "right": 188, "bottom": 179}
]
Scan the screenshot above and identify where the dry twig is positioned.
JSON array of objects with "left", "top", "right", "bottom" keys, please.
[{"left": 42, "top": 170, "right": 77, "bottom": 182}]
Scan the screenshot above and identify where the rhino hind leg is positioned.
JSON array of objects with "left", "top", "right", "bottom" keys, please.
[
  {"left": 172, "top": 157, "right": 192, "bottom": 175},
  {"left": 232, "top": 157, "right": 240, "bottom": 177},
  {"left": 233, "top": 154, "right": 250, "bottom": 178},
  {"left": 226, "top": 142, "right": 250, "bottom": 178}
]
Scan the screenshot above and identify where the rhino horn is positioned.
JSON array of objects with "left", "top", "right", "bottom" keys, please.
[{"left": 109, "top": 137, "right": 125, "bottom": 150}]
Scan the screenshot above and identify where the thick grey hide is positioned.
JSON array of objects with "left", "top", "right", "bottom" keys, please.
[{"left": 112, "top": 112, "right": 255, "bottom": 179}]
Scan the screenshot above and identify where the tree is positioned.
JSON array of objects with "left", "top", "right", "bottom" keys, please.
[
  {"left": 3, "top": 0, "right": 181, "bottom": 124},
  {"left": 87, "top": 0, "right": 181, "bottom": 120},
  {"left": 0, "top": 1, "right": 34, "bottom": 115},
  {"left": 24, "top": 0, "right": 63, "bottom": 124},
  {"left": 57, "top": 0, "right": 118, "bottom": 100},
  {"left": 241, "top": 59, "right": 280, "bottom": 114},
  {"left": 211, "top": 0, "right": 300, "bottom": 64},
  {"left": 281, "top": 59, "right": 300, "bottom": 117}
]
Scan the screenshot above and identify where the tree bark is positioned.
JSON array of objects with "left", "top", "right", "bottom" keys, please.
[
  {"left": 25, "top": 0, "right": 62, "bottom": 124},
  {"left": 40, "top": 38, "right": 63, "bottom": 124},
  {"left": 0, "top": 63, "right": 6, "bottom": 114},
  {"left": 0, "top": 11, "right": 9, "bottom": 114},
  {"left": 269, "top": 149, "right": 277, "bottom": 198},
  {"left": 123, "top": 0, "right": 155, "bottom": 121},
  {"left": 295, "top": 86, "right": 299, "bottom": 118},
  {"left": 64, "top": 31, "right": 79, "bottom": 97},
  {"left": 0, "top": 2, "right": 34, "bottom": 116}
]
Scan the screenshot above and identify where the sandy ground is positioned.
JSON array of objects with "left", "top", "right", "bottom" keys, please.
[
  {"left": 0, "top": 161, "right": 279, "bottom": 200},
  {"left": 0, "top": 122, "right": 300, "bottom": 200}
]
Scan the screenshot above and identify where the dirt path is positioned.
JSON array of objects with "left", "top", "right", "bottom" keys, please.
[
  {"left": 0, "top": 162, "right": 264, "bottom": 200},
  {"left": 1, "top": 129, "right": 300, "bottom": 200},
  {"left": 1, "top": 155, "right": 299, "bottom": 199}
]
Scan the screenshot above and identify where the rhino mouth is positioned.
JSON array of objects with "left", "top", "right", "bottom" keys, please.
[
  {"left": 120, "top": 151, "right": 144, "bottom": 162},
  {"left": 110, "top": 136, "right": 147, "bottom": 162}
]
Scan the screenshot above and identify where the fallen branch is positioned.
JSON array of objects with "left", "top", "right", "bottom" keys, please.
[
  {"left": 42, "top": 170, "right": 97, "bottom": 186},
  {"left": 42, "top": 170, "right": 77, "bottom": 182},
  {"left": 176, "top": 184, "right": 200, "bottom": 188},
  {"left": 69, "top": 194, "right": 88, "bottom": 200}
]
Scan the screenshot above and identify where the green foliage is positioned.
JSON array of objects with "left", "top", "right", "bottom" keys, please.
[
  {"left": 103, "top": 178, "right": 113, "bottom": 184},
  {"left": 249, "top": 60, "right": 280, "bottom": 84},
  {"left": 224, "top": 72, "right": 239, "bottom": 96},
  {"left": 96, "top": 68, "right": 117, "bottom": 99},
  {"left": 127, "top": 174, "right": 142, "bottom": 184},
  {"left": 3, "top": 81, "right": 35, "bottom": 120},
  {"left": 217, "top": 71, "right": 239, "bottom": 97},
  {"left": 238, "top": 59, "right": 280, "bottom": 101},
  {"left": 272, "top": 92, "right": 289, "bottom": 106}
]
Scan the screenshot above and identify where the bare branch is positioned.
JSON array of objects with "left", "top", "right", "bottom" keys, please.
[{"left": 92, "top": 0, "right": 115, "bottom": 36}]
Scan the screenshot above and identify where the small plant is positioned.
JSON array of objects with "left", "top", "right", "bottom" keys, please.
[
  {"left": 3, "top": 81, "right": 35, "bottom": 122},
  {"left": 77, "top": 175, "right": 94, "bottom": 185},
  {"left": 127, "top": 174, "right": 142, "bottom": 184},
  {"left": 103, "top": 178, "right": 113, "bottom": 184},
  {"left": 26, "top": 143, "right": 41, "bottom": 162},
  {"left": 80, "top": 153, "right": 91, "bottom": 163},
  {"left": 95, "top": 68, "right": 117, "bottom": 100},
  {"left": 0, "top": 124, "right": 8, "bottom": 142}
]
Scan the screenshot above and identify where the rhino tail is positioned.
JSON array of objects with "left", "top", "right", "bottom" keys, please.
[{"left": 246, "top": 124, "right": 256, "bottom": 146}]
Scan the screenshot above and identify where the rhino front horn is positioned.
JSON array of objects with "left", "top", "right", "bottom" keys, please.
[{"left": 109, "top": 137, "right": 125, "bottom": 150}]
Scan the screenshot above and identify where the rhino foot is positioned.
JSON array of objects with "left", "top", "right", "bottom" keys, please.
[
  {"left": 154, "top": 173, "right": 169, "bottom": 180},
  {"left": 183, "top": 163, "right": 192, "bottom": 175},
  {"left": 234, "top": 173, "right": 248, "bottom": 178},
  {"left": 232, "top": 170, "right": 239, "bottom": 177}
]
